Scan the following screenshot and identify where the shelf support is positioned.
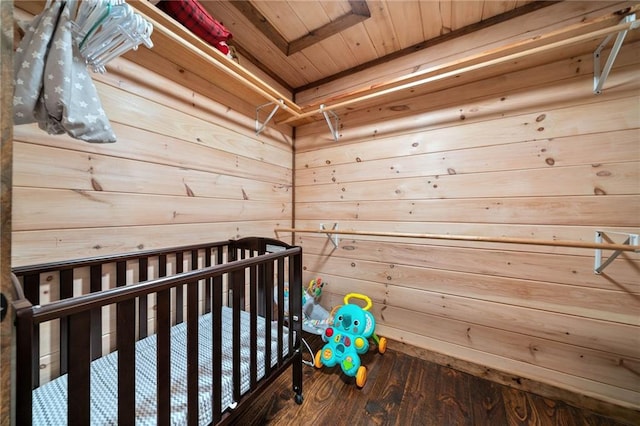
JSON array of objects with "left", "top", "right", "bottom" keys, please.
[
  {"left": 320, "top": 104, "right": 340, "bottom": 141},
  {"left": 320, "top": 223, "right": 339, "bottom": 248},
  {"left": 256, "top": 100, "right": 284, "bottom": 135},
  {"left": 594, "top": 231, "right": 639, "bottom": 274},
  {"left": 593, "top": 13, "right": 638, "bottom": 94}
]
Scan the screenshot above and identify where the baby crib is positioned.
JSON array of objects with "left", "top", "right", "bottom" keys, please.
[{"left": 12, "top": 236, "right": 303, "bottom": 425}]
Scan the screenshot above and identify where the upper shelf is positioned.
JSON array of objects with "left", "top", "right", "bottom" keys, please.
[
  {"left": 128, "top": 0, "right": 303, "bottom": 124},
  {"left": 283, "top": 6, "right": 640, "bottom": 126},
  {"left": 132, "top": 1, "right": 639, "bottom": 129},
  {"left": 16, "top": 1, "right": 640, "bottom": 131}
]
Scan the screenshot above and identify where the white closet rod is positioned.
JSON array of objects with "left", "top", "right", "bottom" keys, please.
[
  {"left": 274, "top": 228, "right": 639, "bottom": 252},
  {"left": 129, "top": 0, "right": 302, "bottom": 116},
  {"left": 283, "top": 14, "right": 640, "bottom": 124}
]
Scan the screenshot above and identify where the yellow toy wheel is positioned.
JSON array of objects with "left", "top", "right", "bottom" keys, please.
[
  {"left": 314, "top": 350, "right": 323, "bottom": 368},
  {"left": 378, "top": 337, "right": 387, "bottom": 354},
  {"left": 356, "top": 366, "right": 367, "bottom": 388}
]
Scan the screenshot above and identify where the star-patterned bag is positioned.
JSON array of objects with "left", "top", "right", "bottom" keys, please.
[{"left": 14, "top": 1, "right": 116, "bottom": 143}]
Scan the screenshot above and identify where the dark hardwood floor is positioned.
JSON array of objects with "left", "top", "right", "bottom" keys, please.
[{"left": 232, "top": 333, "right": 638, "bottom": 426}]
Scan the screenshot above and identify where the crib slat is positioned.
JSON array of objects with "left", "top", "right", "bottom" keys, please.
[
  {"left": 211, "top": 273, "right": 223, "bottom": 424},
  {"left": 22, "top": 273, "right": 40, "bottom": 388},
  {"left": 204, "top": 247, "right": 212, "bottom": 313},
  {"left": 277, "top": 257, "right": 285, "bottom": 366},
  {"left": 176, "top": 251, "right": 184, "bottom": 324},
  {"left": 13, "top": 238, "right": 303, "bottom": 426},
  {"left": 138, "top": 257, "right": 148, "bottom": 339},
  {"left": 232, "top": 268, "right": 243, "bottom": 403},
  {"left": 290, "top": 251, "right": 304, "bottom": 400},
  {"left": 59, "top": 269, "right": 73, "bottom": 376},
  {"left": 276, "top": 262, "right": 285, "bottom": 364},
  {"left": 249, "top": 265, "right": 258, "bottom": 387},
  {"left": 116, "top": 260, "right": 126, "bottom": 286},
  {"left": 158, "top": 252, "right": 170, "bottom": 423},
  {"left": 187, "top": 278, "right": 199, "bottom": 425},
  {"left": 68, "top": 310, "right": 91, "bottom": 425},
  {"left": 187, "top": 249, "right": 200, "bottom": 424},
  {"left": 14, "top": 300, "right": 34, "bottom": 425},
  {"left": 158, "top": 245, "right": 169, "bottom": 424},
  {"left": 90, "top": 265, "right": 102, "bottom": 360},
  {"left": 117, "top": 299, "right": 136, "bottom": 424},
  {"left": 115, "top": 259, "right": 132, "bottom": 421},
  {"left": 158, "top": 245, "right": 168, "bottom": 425},
  {"left": 157, "top": 288, "right": 171, "bottom": 426},
  {"left": 22, "top": 273, "right": 39, "bottom": 304},
  {"left": 264, "top": 261, "right": 274, "bottom": 375}
]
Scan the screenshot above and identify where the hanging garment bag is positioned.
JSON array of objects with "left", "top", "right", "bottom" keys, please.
[{"left": 14, "top": 1, "right": 117, "bottom": 143}]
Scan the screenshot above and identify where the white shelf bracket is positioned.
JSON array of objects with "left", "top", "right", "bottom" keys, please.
[
  {"left": 320, "top": 223, "right": 339, "bottom": 248},
  {"left": 320, "top": 104, "right": 340, "bottom": 141},
  {"left": 256, "top": 99, "right": 284, "bottom": 136},
  {"left": 593, "top": 13, "right": 638, "bottom": 94},
  {"left": 594, "top": 231, "right": 639, "bottom": 274}
]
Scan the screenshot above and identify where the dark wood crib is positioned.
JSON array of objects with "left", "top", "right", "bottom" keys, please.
[{"left": 12, "top": 236, "right": 303, "bottom": 425}]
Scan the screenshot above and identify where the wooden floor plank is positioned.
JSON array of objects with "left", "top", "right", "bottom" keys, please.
[
  {"left": 435, "top": 367, "right": 474, "bottom": 425},
  {"left": 232, "top": 333, "right": 636, "bottom": 425},
  {"left": 362, "top": 349, "right": 407, "bottom": 425},
  {"left": 468, "top": 374, "right": 508, "bottom": 425},
  {"left": 396, "top": 356, "right": 440, "bottom": 425}
]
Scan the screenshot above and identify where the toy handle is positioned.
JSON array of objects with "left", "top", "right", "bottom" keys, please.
[{"left": 344, "top": 293, "right": 372, "bottom": 311}]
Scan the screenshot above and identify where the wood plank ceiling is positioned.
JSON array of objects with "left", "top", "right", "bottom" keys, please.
[{"left": 199, "top": 0, "right": 545, "bottom": 92}]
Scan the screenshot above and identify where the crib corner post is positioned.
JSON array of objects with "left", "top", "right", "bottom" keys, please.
[
  {"left": 292, "top": 344, "right": 304, "bottom": 405},
  {"left": 289, "top": 248, "right": 304, "bottom": 404},
  {"left": 13, "top": 299, "right": 35, "bottom": 425}
]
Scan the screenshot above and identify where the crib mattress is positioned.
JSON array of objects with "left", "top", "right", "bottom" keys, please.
[{"left": 32, "top": 306, "right": 289, "bottom": 425}]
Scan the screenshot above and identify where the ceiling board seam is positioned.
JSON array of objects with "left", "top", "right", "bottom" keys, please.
[
  {"left": 228, "top": 0, "right": 289, "bottom": 55},
  {"left": 293, "top": 1, "right": 560, "bottom": 94},
  {"left": 231, "top": 0, "right": 371, "bottom": 57},
  {"left": 288, "top": 2, "right": 371, "bottom": 55}
]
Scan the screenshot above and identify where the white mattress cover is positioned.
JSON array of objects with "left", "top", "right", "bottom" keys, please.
[{"left": 32, "top": 306, "right": 289, "bottom": 425}]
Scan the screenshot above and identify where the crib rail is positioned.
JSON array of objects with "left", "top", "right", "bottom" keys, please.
[
  {"left": 12, "top": 237, "right": 303, "bottom": 425},
  {"left": 13, "top": 240, "right": 231, "bottom": 386}
]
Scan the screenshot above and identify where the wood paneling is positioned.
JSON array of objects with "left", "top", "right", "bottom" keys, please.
[
  {"left": 295, "top": 80, "right": 640, "bottom": 148},
  {"left": 12, "top": 187, "right": 289, "bottom": 230},
  {"left": 295, "top": 196, "right": 639, "bottom": 226},
  {"left": 300, "top": 253, "right": 639, "bottom": 321},
  {"left": 12, "top": 52, "right": 293, "bottom": 263},
  {"left": 30, "top": 251, "right": 226, "bottom": 384},
  {"left": 233, "top": 333, "right": 638, "bottom": 425},
  {"left": 296, "top": 130, "right": 640, "bottom": 184},
  {"left": 293, "top": 26, "right": 640, "bottom": 413},
  {"left": 296, "top": 162, "right": 638, "bottom": 200},
  {"left": 12, "top": 221, "right": 286, "bottom": 267},
  {"left": 203, "top": 0, "right": 547, "bottom": 90},
  {"left": 295, "top": 1, "right": 636, "bottom": 104},
  {"left": 0, "top": 1, "right": 13, "bottom": 424},
  {"left": 7, "top": 1, "right": 639, "bottom": 423},
  {"left": 14, "top": 142, "right": 291, "bottom": 201},
  {"left": 287, "top": 219, "right": 639, "bottom": 257}
]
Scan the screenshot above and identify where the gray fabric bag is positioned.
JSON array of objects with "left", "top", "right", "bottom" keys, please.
[{"left": 14, "top": 1, "right": 117, "bottom": 143}]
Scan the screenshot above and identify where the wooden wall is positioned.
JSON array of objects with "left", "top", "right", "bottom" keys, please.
[
  {"left": 292, "top": 35, "right": 640, "bottom": 417},
  {"left": 11, "top": 51, "right": 294, "bottom": 267},
  {"left": 10, "top": 11, "right": 297, "bottom": 385},
  {"left": 1, "top": 1, "right": 14, "bottom": 424},
  {"left": 7, "top": 1, "right": 639, "bottom": 423}
]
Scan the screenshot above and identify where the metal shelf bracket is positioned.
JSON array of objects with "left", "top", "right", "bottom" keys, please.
[
  {"left": 320, "top": 223, "right": 339, "bottom": 248},
  {"left": 594, "top": 231, "right": 639, "bottom": 274},
  {"left": 320, "top": 104, "right": 340, "bottom": 141},
  {"left": 593, "top": 13, "right": 638, "bottom": 94},
  {"left": 256, "top": 99, "right": 285, "bottom": 136}
]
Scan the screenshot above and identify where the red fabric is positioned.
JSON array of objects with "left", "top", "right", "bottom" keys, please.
[{"left": 157, "top": 0, "right": 232, "bottom": 46}]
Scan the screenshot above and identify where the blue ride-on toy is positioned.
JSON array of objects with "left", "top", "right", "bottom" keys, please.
[{"left": 314, "top": 293, "right": 387, "bottom": 387}]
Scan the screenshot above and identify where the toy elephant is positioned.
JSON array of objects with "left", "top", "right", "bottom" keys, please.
[{"left": 315, "top": 293, "right": 386, "bottom": 387}]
